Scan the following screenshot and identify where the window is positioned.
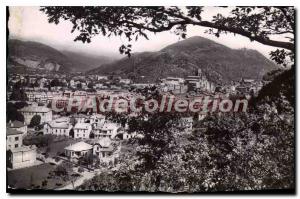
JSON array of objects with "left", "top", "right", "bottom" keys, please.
[
  {"left": 15, "top": 136, "right": 19, "bottom": 141},
  {"left": 15, "top": 144, "right": 18, "bottom": 148}
]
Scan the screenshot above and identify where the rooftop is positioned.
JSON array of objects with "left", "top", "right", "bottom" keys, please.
[
  {"left": 65, "top": 141, "right": 93, "bottom": 152},
  {"left": 74, "top": 123, "right": 91, "bottom": 130},
  {"left": 7, "top": 128, "right": 23, "bottom": 136},
  {"left": 10, "top": 145, "right": 37, "bottom": 153},
  {"left": 7, "top": 120, "right": 26, "bottom": 128},
  {"left": 20, "top": 105, "right": 51, "bottom": 113},
  {"left": 46, "top": 120, "right": 70, "bottom": 129}
]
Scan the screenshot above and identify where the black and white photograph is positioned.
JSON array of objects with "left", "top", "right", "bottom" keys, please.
[{"left": 5, "top": 5, "right": 295, "bottom": 194}]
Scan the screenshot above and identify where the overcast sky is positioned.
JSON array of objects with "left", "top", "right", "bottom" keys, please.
[{"left": 8, "top": 6, "right": 280, "bottom": 59}]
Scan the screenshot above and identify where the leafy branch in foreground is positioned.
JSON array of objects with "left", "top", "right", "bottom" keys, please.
[{"left": 40, "top": 6, "right": 294, "bottom": 65}]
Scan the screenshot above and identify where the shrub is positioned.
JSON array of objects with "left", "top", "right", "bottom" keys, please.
[
  {"left": 78, "top": 167, "right": 84, "bottom": 173},
  {"left": 29, "top": 115, "right": 41, "bottom": 128}
]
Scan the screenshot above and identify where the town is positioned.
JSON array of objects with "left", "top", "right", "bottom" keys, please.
[{"left": 6, "top": 68, "right": 268, "bottom": 190}]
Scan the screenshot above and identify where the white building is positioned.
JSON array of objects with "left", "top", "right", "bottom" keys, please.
[
  {"left": 64, "top": 141, "right": 93, "bottom": 160},
  {"left": 90, "top": 114, "right": 105, "bottom": 125},
  {"left": 7, "top": 120, "right": 27, "bottom": 136},
  {"left": 74, "top": 123, "right": 92, "bottom": 139},
  {"left": 19, "top": 105, "right": 52, "bottom": 125},
  {"left": 161, "top": 77, "right": 187, "bottom": 93},
  {"left": 44, "top": 117, "right": 73, "bottom": 137},
  {"left": 93, "top": 138, "right": 118, "bottom": 164},
  {"left": 6, "top": 128, "right": 37, "bottom": 169},
  {"left": 93, "top": 122, "right": 120, "bottom": 139}
]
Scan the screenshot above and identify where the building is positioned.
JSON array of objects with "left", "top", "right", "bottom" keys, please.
[
  {"left": 7, "top": 145, "right": 37, "bottom": 169},
  {"left": 90, "top": 114, "right": 105, "bottom": 125},
  {"left": 7, "top": 120, "right": 27, "bottom": 136},
  {"left": 73, "top": 114, "right": 90, "bottom": 123},
  {"left": 185, "top": 75, "right": 215, "bottom": 93},
  {"left": 64, "top": 141, "right": 93, "bottom": 160},
  {"left": 43, "top": 117, "right": 73, "bottom": 137},
  {"left": 7, "top": 128, "right": 23, "bottom": 150},
  {"left": 93, "top": 138, "right": 117, "bottom": 164},
  {"left": 6, "top": 128, "right": 37, "bottom": 169},
  {"left": 19, "top": 105, "right": 52, "bottom": 125},
  {"left": 93, "top": 122, "right": 120, "bottom": 139},
  {"left": 74, "top": 123, "right": 92, "bottom": 139},
  {"left": 120, "top": 79, "right": 132, "bottom": 84},
  {"left": 161, "top": 77, "right": 187, "bottom": 94},
  {"left": 180, "top": 117, "right": 194, "bottom": 133}
]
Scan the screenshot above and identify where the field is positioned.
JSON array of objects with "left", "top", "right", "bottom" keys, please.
[{"left": 7, "top": 163, "right": 78, "bottom": 189}]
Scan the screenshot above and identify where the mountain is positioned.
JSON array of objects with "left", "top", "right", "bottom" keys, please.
[
  {"left": 61, "top": 50, "right": 114, "bottom": 72},
  {"left": 7, "top": 39, "right": 114, "bottom": 73},
  {"left": 89, "top": 36, "right": 277, "bottom": 83}
]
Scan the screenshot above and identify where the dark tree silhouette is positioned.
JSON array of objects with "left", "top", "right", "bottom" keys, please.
[
  {"left": 40, "top": 6, "right": 294, "bottom": 64},
  {"left": 29, "top": 115, "right": 41, "bottom": 127}
]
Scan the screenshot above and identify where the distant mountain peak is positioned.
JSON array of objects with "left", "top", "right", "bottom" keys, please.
[
  {"left": 88, "top": 36, "right": 278, "bottom": 83},
  {"left": 8, "top": 39, "right": 115, "bottom": 73}
]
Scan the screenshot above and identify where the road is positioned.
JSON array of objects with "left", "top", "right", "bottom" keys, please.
[{"left": 56, "top": 170, "right": 99, "bottom": 190}]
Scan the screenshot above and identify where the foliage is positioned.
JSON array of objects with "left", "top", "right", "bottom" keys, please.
[
  {"left": 41, "top": 6, "right": 294, "bottom": 65},
  {"left": 6, "top": 102, "right": 25, "bottom": 122},
  {"left": 29, "top": 115, "right": 41, "bottom": 127},
  {"left": 23, "top": 134, "right": 54, "bottom": 148},
  {"left": 14, "top": 101, "right": 28, "bottom": 109},
  {"left": 78, "top": 76, "right": 294, "bottom": 192},
  {"left": 78, "top": 167, "right": 84, "bottom": 173},
  {"left": 10, "top": 87, "right": 28, "bottom": 101}
]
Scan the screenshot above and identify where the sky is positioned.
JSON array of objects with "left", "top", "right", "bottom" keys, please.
[{"left": 8, "top": 6, "right": 281, "bottom": 59}]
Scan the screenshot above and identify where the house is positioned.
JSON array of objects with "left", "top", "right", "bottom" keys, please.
[
  {"left": 93, "top": 122, "right": 120, "bottom": 139},
  {"left": 43, "top": 117, "right": 73, "bottom": 137},
  {"left": 6, "top": 128, "right": 37, "bottom": 169},
  {"left": 161, "top": 77, "right": 186, "bottom": 94},
  {"left": 180, "top": 117, "right": 194, "bottom": 133},
  {"left": 119, "top": 79, "right": 132, "bottom": 84},
  {"left": 19, "top": 105, "right": 52, "bottom": 125},
  {"left": 116, "top": 125, "right": 136, "bottom": 140},
  {"left": 73, "top": 114, "right": 90, "bottom": 123},
  {"left": 118, "top": 131, "right": 136, "bottom": 140},
  {"left": 74, "top": 123, "right": 92, "bottom": 139},
  {"left": 93, "top": 138, "right": 117, "bottom": 164},
  {"left": 7, "top": 120, "right": 27, "bottom": 136},
  {"left": 7, "top": 145, "right": 37, "bottom": 169},
  {"left": 7, "top": 128, "right": 23, "bottom": 150},
  {"left": 64, "top": 141, "right": 93, "bottom": 160},
  {"left": 90, "top": 114, "right": 105, "bottom": 125}
]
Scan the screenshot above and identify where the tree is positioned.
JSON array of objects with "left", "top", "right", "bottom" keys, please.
[
  {"left": 29, "top": 115, "right": 41, "bottom": 128},
  {"left": 50, "top": 78, "right": 61, "bottom": 87},
  {"left": 77, "top": 83, "right": 82, "bottom": 89},
  {"left": 6, "top": 102, "right": 24, "bottom": 122},
  {"left": 14, "top": 101, "right": 28, "bottom": 109},
  {"left": 10, "top": 87, "right": 28, "bottom": 101},
  {"left": 87, "top": 82, "right": 94, "bottom": 89},
  {"left": 41, "top": 6, "right": 294, "bottom": 65},
  {"left": 69, "top": 128, "right": 74, "bottom": 138},
  {"left": 89, "top": 132, "right": 95, "bottom": 139},
  {"left": 42, "top": 180, "right": 48, "bottom": 188}
]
